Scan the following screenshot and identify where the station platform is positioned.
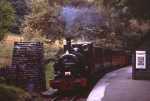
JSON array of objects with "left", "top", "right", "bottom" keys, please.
[{"left": 87, "top": 66, "right": 150, "bottom": 101}]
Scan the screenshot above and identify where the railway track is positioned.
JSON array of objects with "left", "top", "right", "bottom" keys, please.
[
  {"left": 50, "top": 95, "right": 86, "bottom": 101},
  {"left": 42, "top": 91, "right": 87, "bottom": 101}
]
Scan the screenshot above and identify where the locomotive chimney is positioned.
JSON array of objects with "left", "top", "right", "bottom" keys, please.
[{"left": 66, "top": 37, "right": 72, "bottom": 52}]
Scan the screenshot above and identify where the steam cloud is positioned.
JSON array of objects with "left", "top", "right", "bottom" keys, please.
[{"left": 61, "top": 6, "right": 106, "bottom": 38}]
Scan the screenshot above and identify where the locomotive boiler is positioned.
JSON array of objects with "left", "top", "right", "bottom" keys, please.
[
  {"left": 50, "top": 38, "right": 93, "bottom": 91},
  {"left": 50, "top": 38, "right": 130, "bottom": 91}
]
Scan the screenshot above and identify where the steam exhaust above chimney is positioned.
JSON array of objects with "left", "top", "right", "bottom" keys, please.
[{"left": 66, "top": 37, "right": 72, "bottom": 52}]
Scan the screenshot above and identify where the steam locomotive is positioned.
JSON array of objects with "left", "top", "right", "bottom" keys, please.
[{"left": 50, "top": 38, "right": 130, "bottom": 91}]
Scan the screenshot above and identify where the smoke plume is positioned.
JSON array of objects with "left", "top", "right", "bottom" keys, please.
[{"left": 61, "top": 5, "right": 107, "bottom": 39}]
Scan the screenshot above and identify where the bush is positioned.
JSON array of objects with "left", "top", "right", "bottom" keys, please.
[
  {"left": 0, "top": 84, "right": 30, "bottom": 101},
  {"left": 0, "top": 42, "right": 13, "bottom": 68},
  {"left": 0, "top": 77, "right": 6, "bottom": 84},
  {"left": 0, "top": 0, "right": 15, "bottom": 41}
]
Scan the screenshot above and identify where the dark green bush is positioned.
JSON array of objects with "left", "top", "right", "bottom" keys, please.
[
  {"left": 0, "top": 84, "right": 30, "bottom": 101},
  {"left": 0, "top": 0, "right": 15, "bottom": 41}
]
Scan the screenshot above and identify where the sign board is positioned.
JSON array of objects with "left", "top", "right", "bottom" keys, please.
[
  {"left": 136, "top": 51, "right": 146, "bottom": 69},
  {"left": 12, "top": 42, "right": 46, "bottom": 92}
]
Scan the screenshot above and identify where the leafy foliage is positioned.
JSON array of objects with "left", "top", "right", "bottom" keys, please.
[
  {"left": 0, "top": 0, "right": 15, "bottom": 40},
  {"left": 45, "top": 62, "right": 54, "bottom": 88},
  {"left": 31, "top": 0, "right": 49, "bottom": 14},
  {"left": 8, "top": 0, "right": 30, "bottom": 34},
  {"left": 102, "top": 0, "right": 150, "bottom": 49},
  {"left": 103, "top": 0, "right": 150, "bottom": 19},
  {"left": 0, "top": 43, "right": 13, "bottom": 68},
  {"left": 0, "top": 84, "right": 30, "bottom": 101},
  {"left": 22, "top": 0, "right": 150, "bottom": 49},
  {"left": 126, "top": 0, "right": 150, "bottom": 19},
  {"left": 22, "top": 0, "right": 65, "bottom": 42}
]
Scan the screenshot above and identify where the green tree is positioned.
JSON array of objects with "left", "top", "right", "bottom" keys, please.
[
  {"left": 102, "top": 0, "right": 150, "bottom": 49},
  {"left": 0, "top": 0, "right": 15, "bottom": 41}
]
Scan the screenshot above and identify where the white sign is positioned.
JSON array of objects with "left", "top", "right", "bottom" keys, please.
[{"left": 136, "top": 51, "right": 146, "bottom": 69}]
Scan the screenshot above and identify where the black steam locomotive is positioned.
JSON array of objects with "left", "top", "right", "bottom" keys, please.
[{"left": 50, "top": 38, "right": 130, "bottom": 91}]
